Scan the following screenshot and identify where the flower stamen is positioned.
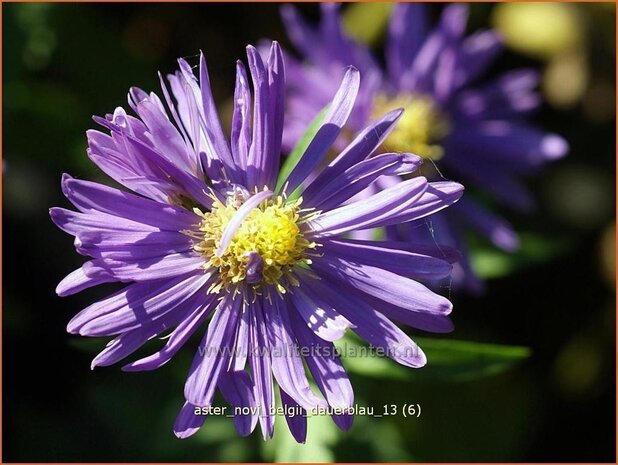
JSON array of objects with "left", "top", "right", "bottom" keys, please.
[{"left": 194, "top": 190, "right": 316, "bottom": 294}]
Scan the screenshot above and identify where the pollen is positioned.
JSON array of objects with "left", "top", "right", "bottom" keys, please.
[
  {"left": 372, "top": 92, "right": 450, "bottom": 160},
  {"left": 193, "top": 192, "right": 316, "bottom": 294}
]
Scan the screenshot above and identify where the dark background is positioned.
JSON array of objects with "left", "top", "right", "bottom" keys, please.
[{"left": 3, "top": 2, "right": 616, "bottom": 462}]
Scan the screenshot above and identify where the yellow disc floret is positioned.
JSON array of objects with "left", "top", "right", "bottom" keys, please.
[
  {"left": 193, "top": 192, "right": 316, "bottom": 294},
  {"left": 372, "top": 92, "right": 450, "bottom": 160}
]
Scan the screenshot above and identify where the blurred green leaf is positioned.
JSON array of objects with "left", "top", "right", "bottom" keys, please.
[
  {"left": 262, "top": 391, "right": 339, "bottom": 463},
  {"left": 68, "top": 337, "right": 107, "bottom": 354},
  {"left": 275, "top": 105, "right": 329, "bottom": 198},
  {"left": 470, "top": 231, "right": 573, "bottom": 279},
  {"left": 414, "top": 337, "right": 531, "bottom": 381},
  {"left": 343, "top": 3, "right": 392, "bottom": 45},
  {"left": 335, "top": 336, "right": 410, "bottom": 381},
  {"left": 338, "top": 335, "right": 530, "bottom": 382}
]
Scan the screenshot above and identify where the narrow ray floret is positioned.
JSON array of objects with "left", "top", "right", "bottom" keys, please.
[
  {"left": 50, "top": 41, "right": 463, "bottom": 442},
  {"left": 279, "top": 3, "right": 568, "bottom": 291}
]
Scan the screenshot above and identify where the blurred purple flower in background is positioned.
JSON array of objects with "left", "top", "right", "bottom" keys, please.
[
  {"left": 280, "top": 3, "right": 568, "bottom": 292},
  {"left": 50, "top": 42, "right": 463, "bottom": 441}
]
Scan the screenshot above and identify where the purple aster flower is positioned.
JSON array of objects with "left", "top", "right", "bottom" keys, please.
[
  {"left": 279, "top": 3, "right": 569, "bottom": 292},
  {"left": 50, "top": 41, "right": 463, "bottom": 442}
]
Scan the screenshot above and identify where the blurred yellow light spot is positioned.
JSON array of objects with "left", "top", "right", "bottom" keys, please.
[
  {"left": 553, "top": 335, "right": 604, "bottom": 398},
  {"left": 543, "top": 47, "right": 589, "bottom": 108},
  {"left": 492, "top": 3, "right": 582, "bottom": 60},
  {"left": 343, "top": 2, "right": 392, "bottom": 46}
]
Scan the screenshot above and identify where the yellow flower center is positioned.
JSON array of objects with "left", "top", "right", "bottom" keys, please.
[
  {"left": 193, "top": 192, "right": 316, "bottom": 294},
  {"left": 372, "top": 92, "right": 450, "bottom": 160}
]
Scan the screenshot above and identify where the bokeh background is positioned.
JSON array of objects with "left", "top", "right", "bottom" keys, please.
[{"left": 3, "top": 2, "right": 616, "bottom": 462}]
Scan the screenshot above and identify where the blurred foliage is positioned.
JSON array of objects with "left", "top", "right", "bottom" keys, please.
[
  {"left": 3, "top": 2, "right": 616, "bottom": 463},
  {"left": 337, "top": 334, "right": 530, "bottom": 382},
  {"left": 470, "top": 232, "right": 573, "bottom": 280},
  {"left": 599, "top": 222, "right": 616, "bottom": 290}
]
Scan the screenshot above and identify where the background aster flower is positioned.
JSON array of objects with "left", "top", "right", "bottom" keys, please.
[
  {"left": 279, "top": 3, "right": 569, "bottom": 292},
  {"left": 50, "top": 41, "right": 464, "bottom": 442}
]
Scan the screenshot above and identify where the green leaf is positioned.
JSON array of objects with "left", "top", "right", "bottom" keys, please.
[
  {"left": 68, "top": 337, "right": 107, "bottom": 353},
  {"left": 336, "top": 334, "right": 530, "bottom": 383},
  {"left": 335, "top": 336, "right": 411, "bottom": 381},
  {"left": 470, "top": 231, "right": 573, "bottom": 279},
  {"left": 275, "top": 105, "right": 329, "bottom": 198},
  {"left": 414, "top": 337, "right": 531, "bottom": 382}
]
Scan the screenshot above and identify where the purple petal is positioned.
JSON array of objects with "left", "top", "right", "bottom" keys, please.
[
  {"left": 174, "top": 402, "right": 206, "bottom": 439},
  {"left": 68, "top": 272, "right": 210, "bottom": 337},
  {"left": 82, "top": 253, "right": 205, "bottom": 282},
  {"left": 157, "top": 71, "right": 193, "bottom": 154},
  {"left": 246, "top": 45, "right": 273, "bottom": 190},
  {"left": 73, "top": 229, "right": 192, "bottom": 261},
  {"left": 307, "top": 177, "right": 428, "bottom": 237},
  {"left": 176, "top": 55, "right": 240, "bottom": 184},
  {"left": 60, "top": 174, "right": 198, "bottom": 230},
  {"left": 332, "top": 413, "right": 354, "bottom": 432},
  {"left": 266, "top": 41, "right": 286, "bottom": 188},
  {"left": 439, "top": 3, "right": 469, "bottom": 39},
  {"left": 454, "top": 70, "right": 541, "bottom": 120},
  {"left": 231, "top": 60, "right": 252, "bottom": 173},
  {"left": 311, "top": 255, "right": 452, "bottom": 316},
  {"left": 230, "top": 304, "right": 250, "bottom": 372},
  {"left": 184, "top": 295, "right": 241, "bottom": 407},
  {"left": 198, "top": 52, "right": 239, "bottom": 181},
  {"left": 50, "top": 207, "right": 160, "bottom": 237},
  {"left": 289, "top": 304, "right": 354, "bottom": 409},
  {"left": 90, "top": 303, "right": 191, "bottom": 369},
  {"left": 56, "top": 264, "right": 116, "bottom": 297},
  {"left": 301, "top": 109, "right": 403, "bottom": 199},
  {"left": 445, "top": 120, "right": 568, "bottom": 174},
  {"left": 300, "top": 272, "right": 427, "bottom": 368},
  {"left": 86, "top": 121, "right": 180, "bottom": 203},
  {"left": 283, "top": 67, "right": 360, "bottom": 194},
  {"left": 133, "top": 98, "right": 196, "bottom": 175},
  {"left": 451, "top": 197, "right": 520, "bottom": 251},
  {"left": 264, "top": 294, "right": 327, "bottom": 410},
  {"left": 383, "top": 180, "right": 464, "bottom": 225},
  {"left": 348, "top": 287, "right": 455, "bottom": 334},
  {"left": 122, "top": 290, "right": 219, "bottom": 372},
  {"left": 280, "top": 389, "right": 307, "bottom": 444},
  {"left": 218, "top": 370, "right": 259, "bottom": 437},
  {"left": 248, "top": 298, "right": 275, "bottom": 439},
  {"left": 288, "top": 284, "right": 351, "bottom": 342},
  {"left": 387, "top": 2, "right": 428, "bottom": 84},
  {"left": 305, "top": 152, "right": 422, "bottom": 210},
  {"left": 75, "top": 232, "right": 192, "bottom": 262},
  {"left": 434, "top": 42, "right": 458, "bottom": 103},
  {"left": 453, "top": 30, "right": 503, "bottom": 90},
  {"left": 280, "top": 4, "right": 324, "bottom": 65},
  {"left": 119, "top": 132, "right": 213, "bottom": 208},
  {"left": 321, "top": 238, "right": 453, "bottom": 281},
  {"left": 338, "top": 238, "right": 461, "bottom": 265},
  {"left": 319, "top": 3, "right": 380, "bottom": 74},
  {"left": 402, "top": 4, "right": 468, "bottom": 92}
]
